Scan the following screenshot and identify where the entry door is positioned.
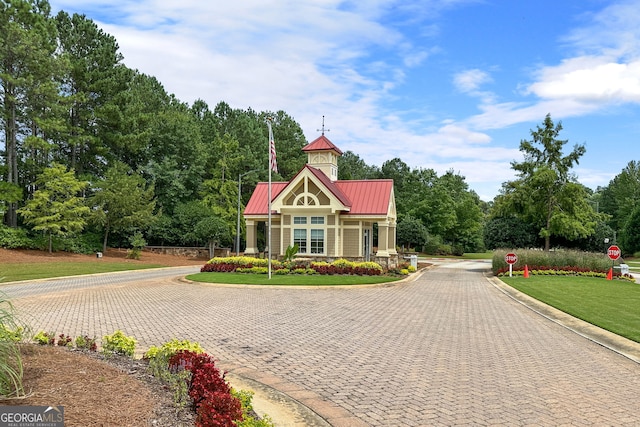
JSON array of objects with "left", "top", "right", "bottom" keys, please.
[{"left": 363, "top": 229, "right": 371, "bottom": 262}]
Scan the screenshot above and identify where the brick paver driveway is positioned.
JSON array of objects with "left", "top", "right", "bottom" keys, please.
[{"left": 6, "top": 261, "right": 640, "bottom": 426}]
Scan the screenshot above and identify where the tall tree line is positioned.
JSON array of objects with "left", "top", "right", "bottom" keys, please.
[{"left": 1, "top": 0, "right": 309, "bottom": 250}]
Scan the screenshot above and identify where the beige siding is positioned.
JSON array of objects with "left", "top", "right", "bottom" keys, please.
[
  {"left": 271, "top": 227, "right": 281, "bottom": 256},
  {"left": 283, "top": 228, "right": 291, "bottom": 249},
  {"left": 343, "top": 229, "right": 360, "bottom": 257},
  {"left": 327, "top": 228, "right": 336, "bottom": 256}
]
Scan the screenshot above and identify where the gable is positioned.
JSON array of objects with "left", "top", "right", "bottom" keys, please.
[{"left": 272, "top": 166, "right": 350, "bottom": 213}]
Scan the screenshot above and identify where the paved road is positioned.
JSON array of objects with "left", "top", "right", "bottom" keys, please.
[{"left": 5, "top": 261, "right": 640, "bottom": 426}]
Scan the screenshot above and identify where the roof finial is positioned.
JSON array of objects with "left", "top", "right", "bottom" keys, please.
[{"left": 317, "top": 115, "right": 330, "bottom": 136}]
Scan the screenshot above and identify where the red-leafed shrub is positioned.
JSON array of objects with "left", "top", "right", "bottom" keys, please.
[
  {"left": 195, "top": 391, "right": 243, "bottom": 427},
  {"left": 169, "top": 350, "right": 214, "bottom": 375},
  {"left": 189, "top": 362, "right": 230, "bottom": 406},
  {"left": 201, "top": 263, "right": 238, "bottom": 273},
  {"left": 168, "top": 350, "right": 242, "bottom": 426}
]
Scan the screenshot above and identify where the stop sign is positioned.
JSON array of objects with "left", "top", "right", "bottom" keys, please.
[
  {"left": 505, "top": 253, "right": 518, "bottom": 265},
  {"left": 607, "top": 245, "right": 621, "bottom": 260}
]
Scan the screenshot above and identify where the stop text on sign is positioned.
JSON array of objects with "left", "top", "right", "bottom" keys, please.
[
  {"left": 505, "top": 253, "right": 518, "bottom": 264},
  {"left": 607, "top": 245, "right": 621, "bottom": 260}
]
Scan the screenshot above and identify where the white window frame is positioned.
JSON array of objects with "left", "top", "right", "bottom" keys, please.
[{"left": 292, "top": 215, "right": 325, "bottom": 255}]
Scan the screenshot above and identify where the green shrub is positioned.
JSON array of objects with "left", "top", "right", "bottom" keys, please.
[
  {"left": 126, "top": 231, "right": 146, "bottom": 260},
  {"left": 0, "top": 325, "right": 24, "bottom": 343},
  {"left": 206, "top": 256, "right": 282, "bottom": 269},
  {"left": 74, "top": 334, "right": 97, "bottom": 351},
  {"left": 144, "top": 338, "right": 204, "bottom": 360},
  {"left": 102, "top": 330, "right": 136, "bottom": 357},
  {"left": 0, "top": 225, "right": 34, "bottom": 249},
  {"left": 283, "top": 244, "right": 299, "bottom": 262},
  {"left": 0, "top": 294, "right": 24, "bottom": 397},
  {"left": 33, "top": 331, "right": 55, "bottom": 345},
  {"left": 332, "top": 258, "right": 356, "bottom": 269}
]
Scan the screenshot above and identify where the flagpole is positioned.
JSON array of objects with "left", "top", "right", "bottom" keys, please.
[{"left": 267, "top": 118, "right": 273, "bottom": 279}]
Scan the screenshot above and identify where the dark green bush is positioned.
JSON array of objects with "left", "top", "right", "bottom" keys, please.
[{"left": 0, "top": 226, "right": 34, "bottom": 249}]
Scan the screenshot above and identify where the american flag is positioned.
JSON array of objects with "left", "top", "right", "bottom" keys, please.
[{"left": 269, "top": 122, "right": 278, "bottom": 173}]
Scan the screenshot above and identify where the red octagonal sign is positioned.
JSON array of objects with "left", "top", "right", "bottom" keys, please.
[
  {"left": 608, "top": 245, "right": 621, "bottom": 260},
  {"left": 505, "top": 253, "right": 518, "bottom": 265}
]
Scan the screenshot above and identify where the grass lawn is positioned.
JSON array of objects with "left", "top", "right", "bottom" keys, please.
[
  {"left": 187, "top": 272, "right": 403, "bottom": 286},
  {"left": 500, "top": 275, "right": 640, "bottom": 343},
  {"left": 0, "top": 262, "right": 164, "bottom": 283}
]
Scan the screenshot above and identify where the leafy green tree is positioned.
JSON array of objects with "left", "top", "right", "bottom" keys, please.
[
  {"left": 483, "top": 216, "right": 538, "bottom": 250},
  {"left": 338, "top": 151, "right": 380, "bottom": 180},
  {"left": 438, "top": 171, "right": 484, "bottom": 251},
  {"left": 620, "top": 206, "right": 640, "bottom": 255},
  {"left": 194, "top": 216, "right": 231, "bottom": 258},
  {"left": 496, "top": 114, "right": 597, "bottom": 251},
  {"left": 168, "top": 200, "right": 231, "bottom": 256},
  {"left": 17, "top": 163, "right": 89, "bottom": 253},
  {"left": 143, "top": 101, "right": 206, "bottom": 215},
  {"left": 380, "top": 158, "right": 413, "bottom": 215},
  {"left": 410, "top": 180, "right": 456, "bottom": 238},
  {"left": 396, "top": 215, "right": 428, "bottom": 251},
  {"left": 599, "top": 160, "right": 640, "bottom": 234},
  {"left": 90, "top": 162, "right": 155, "bottom": 252},
  {"left": 201, "top": 178, "right": 237, "bottom": 238},
  {"left": 569, "top": 220, "right": 615, "bottom": 253}
]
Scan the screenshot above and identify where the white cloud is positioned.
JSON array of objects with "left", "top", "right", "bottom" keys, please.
[
  {"left": 526, "top": 57, "right": 640, "bottom": 103},
  {"left": 453, "top": 69, "right": 492, "bottom": 93}
]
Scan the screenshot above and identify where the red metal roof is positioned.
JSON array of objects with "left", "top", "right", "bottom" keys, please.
[
  {"left": 302, "top": 135, "right": 344, "bottom": 155},
  {"left": 244, "top": 171, "right": 393, "bottom": 216},
  {"left": 244, "top": 182, "right": 287, "bottom": 215},
  {"left": 337, "top": 180, "right": 393, "bottom": 215}
]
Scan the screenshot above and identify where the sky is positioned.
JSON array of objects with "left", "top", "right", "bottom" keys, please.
[{"left": 48, "top": 0, "right": 640, "bottom": 201}]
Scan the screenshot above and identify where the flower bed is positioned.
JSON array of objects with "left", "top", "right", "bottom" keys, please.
[
  {"left": 201, "top": 257, "right": 384, "bottom": 276},
  {"left": 496, "top": 265, "right": 636, "bottom": 282}
]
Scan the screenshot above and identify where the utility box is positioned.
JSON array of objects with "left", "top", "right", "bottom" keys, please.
[
  {"left": 409, "top": 254, "right": 418, "bottom": 269},
  {"left": 620, "top": 264, "right": 629, "bottom": 275}
]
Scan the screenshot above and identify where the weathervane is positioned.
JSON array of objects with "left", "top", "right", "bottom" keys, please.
[{"left": 317, "top": 115, "right": 330, "bottom": 136}]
